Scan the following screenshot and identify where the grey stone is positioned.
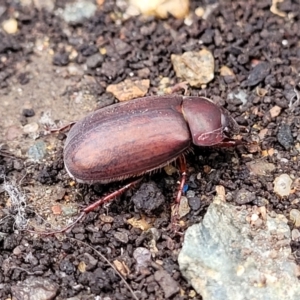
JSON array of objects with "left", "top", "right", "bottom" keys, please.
[
  {"left": 11, "top": 277, "right": 58, "bottom": 300},
  {"left": 178, "top": 198, "right": 300, "bottom": 300},
  {"left": 86, "top": 53, "right": 104, "bottom": 69},
  {"left": 62, "top": 0, "right": 97, "bottom": 25},
  {"left": 154, "top": 269, "right": 180, "bottom": 298}
]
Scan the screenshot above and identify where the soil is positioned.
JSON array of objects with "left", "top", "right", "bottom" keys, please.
[{"left": 0, "top": 0, "right": 300, "bottom": 299}]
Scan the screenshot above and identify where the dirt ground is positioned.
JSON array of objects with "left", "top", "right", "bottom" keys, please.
[{"left": 0, "top": 0, "right": 300, "bottom": 299}]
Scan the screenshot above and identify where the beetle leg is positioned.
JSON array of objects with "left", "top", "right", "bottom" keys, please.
[
  {"left": 83, "top": 178, "right": 142, "bottom": 213},
  {"left": 29, "top": 178, "right": 142, "bottom": 235},
  {"left": 49, "top": 121, "right": 76, "bottom": 133},
  {"left": 170, "top": 155, "right": 187, "bottom": 230},
  {"left": 217, "top": 138, "right": 243, "bottom": 147},
  {"left": 170, "top": 81, "right": 189, "bottom": 95},
  {"left": 175, "top": 155, "right": 187, "bottom": 204}
]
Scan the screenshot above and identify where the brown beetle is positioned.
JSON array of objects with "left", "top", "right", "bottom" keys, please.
[
  {"left": 64, "top": 95, "right": 239, "bottom": 183},
  {"left": 60, "top": 95, "right": 239, "bottom": 232}
]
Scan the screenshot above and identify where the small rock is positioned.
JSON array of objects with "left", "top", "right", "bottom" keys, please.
[
  {"left": 137, "top": 67, "right": 150, "bottom": 78},
  {"left": 106, "top": 79, "right": 150, "bottom": 101},
  {"left": 51, "top": 205, "right": 62, "bottom": 215},
  {"left": 100, "top": 215, "right": 114, "bottom": 223},
  {"left": 274, "top": 174, "right": 292, "bottom": 197},
  {"left": 291, "top": 229, "right": 300, "bottom": 241},
  {"left": 67, "top": 64, "right": 84, "bottom": 76},
  {"left": 252, "top": 197, "right": 269, "bottom": 207},
  {"left": 53, "top": 52, "right": 70, "bottom": 66},
  {"left": 246, "top": 61, "right": 270, "bottom": 87},
  {"left": 133, "top": 247, "right": 152, "bottom": 272},
  {"left": 154, "top": 269, "right": 180, "bottom": 298},
  {"left": 5, "top": 125, "right": 22, "bottom": 141},
  {"left": 132, "top": 182, "right": 165, "bottom": 214},
  {"left": 188, "top": 197, "right": 201, "bottom": 210},
  {"left": 11, "top": 277, "right": 59, "bottom": 300},
  {"left": 269, "top": 105, "right": 282, "bottom": 118},
  {"left": 290, "top": 209, "right": 300, "bottom": 227},
  {"left": 27, "top": 141, "right": 47, "bottom": 161},
  {"left": 61, "top": 205, "right": 78, "bottom": 216},
  {"left": 219, "top": 65, "right": 234, "bottom": 76},
  {"left": 178, "top": 198, "right": 300, "bottom": 300},
  {"left": 113, "top": 39, "right": 132, "bottom": 56},
  {"left": 171, "top": 49, "right": 214, "bottom": 87},
  {"left": 62, "top": 0, "right": 97, "bottom": 25},
  {"left": 2, "top": 18, "right": 18, "bottom": 34},
  {"left": 86, "top": 53, "right": 103, "bottom": 68},
  {"left": 23, "top": 122, "right": 39, "bottom": 134},
  {"left": 128, "top": 0, "right": 189, "bottom": 19},
  {"left": 277, "top": 124, "right": 293, "bottom": 150},
  {"left": 82, "top": 253, "right": 98, "bottom": 270},
  {"left": 13, "top": 246, "right": 23, "bottom": 256},
  {"left": 235, "top": 188, "right": 256, "bottom": 205},
  {"left": 33, "top": 0, "right": 55, "bottom": 12},
  {"left": 114, "top": 230, "right": 129, "bottom": 243},
  {"left": 246, "top": 160, "right": 276, "bottom": 176},
  {"left": 22, "top": 108, "right": 35, "bottom": 117},
  {"left": 227, "top": 89, "right": 248, "bottom": 106},
  {"left": 51, "top": 186, "right": 66, "bottom": 201},
  {"left": 0, "top": 6, "right": 6, "bottom": 18},
  {"left": 178, "top": 196, "right": 191, "bottom": 218}
]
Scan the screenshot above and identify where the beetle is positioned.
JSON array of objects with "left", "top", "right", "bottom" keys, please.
[{"left": 61, "top": 95, "right": 239, "bottom": 232}]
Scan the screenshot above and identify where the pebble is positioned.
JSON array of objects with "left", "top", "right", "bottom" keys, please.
[
  {"left": 11, "top": 277, "right": 59, "bottom": 300},
  {"left": 2, "top": 18, "right": 18, "bottom": 34},
  {"left": 234, "top": 188, "right": 256, "bottom": 205},
  {"left": 106, "top": 79, "right": 150, "bottom": 101},
  {"left": 188, "top": 197, "right": 201, "bottom": 210},
  {"left": 227, "top": 89, "right": 248, "bottom": 106},
  {"left": 246, "top": 61, "right": 270, "bottom": 87},
  {"left": 178, "top": 197, "right": 300, "bottom": 300},
  {"left": 27, "top": 141, "right": 47, "bottom": 161},
  {"left": 32, "top": 0, "right": 55, "bottom": 12},
  {"left": 246, "top": 160, "right": 276, "bottom": 176},
  {"left": 277, "top": 124, "right": 293, "bottom": 150},
  {"left": 269, "top": 105, "right": 282, "bottom": 118},
  {"left": 0, "top": 6, "right": 6, "bottom": 18},
  {"left": 114, "top": 230, "right": 129, "bottom": 244},
  {"left": 133, "top": 247, "right": 152, "bottom": 271},
  {"left": 51, "top": 186, "right": 66, "bottom": 201},
  {"left": 51, "top": 205, "right": 62, "bottom": 215},
  {"left": 219, "top": 65, "right": 234, "bottom": 76},
  {"left": 23, "top": 122, "right": 39, "bottom": 134},
  {"left": 289, "top": 209, "right": 300, "bottom": 227},
  {"left": 132, "top": 182, "right": 165, "bottom": 214},
  {"left": 5, "top": 125, "right": 22, "bottom": 141},
  {"left": 86, "top": 53, "right": 104, "bottom": 69},
  {"left": 22, "top": 108, "right": 35, "bottom": 117},
  {"left": 62, "top": 0, "right": 97, "bottom": 25},
  {"left": 273, "top": 174, "right": 292, "bottom": 197},
  {"left": 129, "top": 0, "right": 189, "bottom": 19},
  {"left": 171, "top": 49, "right": 215, "bottom": 87},
  {"left": 154, "top": 269, "right": 180, "bottom": 298},
  {"left": 178, "top": 196, "right": 190, "bottom": 218},
  {"left": 61, "top": 205, "right": 78, "bottom": 216},
  {"left": 291, "top": 229, "right": 300, "bottom": 241},
  {"left": 252, "top": 197, "right": 269, "bottom": 207}
]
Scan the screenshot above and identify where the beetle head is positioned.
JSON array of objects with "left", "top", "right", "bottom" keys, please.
[
  {"left": 220, "top": 107, "right": 240, "bottom": 137},
  {"left": 182, "top": 97, "right": 239, "bottom": 147}
]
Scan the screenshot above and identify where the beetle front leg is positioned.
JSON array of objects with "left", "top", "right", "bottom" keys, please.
[
  {"left": 29, "top": 178, "right": 142, "bottom": 235},
  {"left": 175, "top": 155, "right": 187, "bottom": 204},
  {"left": 171, "top": 155, "right": 187, "bottom": 230}
]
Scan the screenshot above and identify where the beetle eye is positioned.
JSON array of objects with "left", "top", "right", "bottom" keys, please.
[
  {"left": 221, "top": 114, "right": 229, "bottom": 128},
  {"left": 221, "top": 112, "right": 240, "bottom": 135}
]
